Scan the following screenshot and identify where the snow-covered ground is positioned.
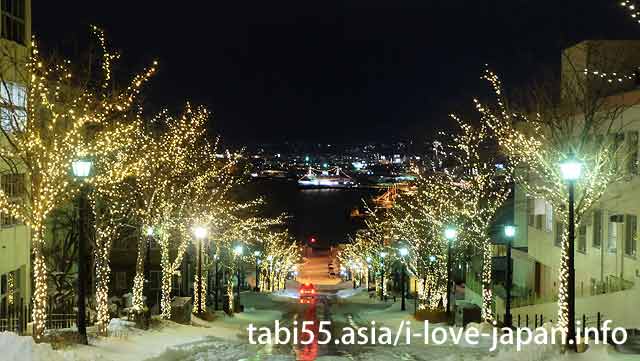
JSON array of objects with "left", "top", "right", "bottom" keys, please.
[{"left": 3, "top": 289, "right": 638, "bottom": 361}]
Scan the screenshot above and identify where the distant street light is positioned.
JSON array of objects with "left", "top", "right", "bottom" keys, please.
[
  {"left": 560, "top": 156, "right": 582, "bottom": 349},
  {"left": 145, "top": 226, "right": 154, "bottom": 316},
  {"left": 213, "top": 253, "right": 219, "bottom": 310},
  {"left": 398, "top": 247, "right": 409, "bottom": 311},
  {"left": 193, "top": 226, "right": 208, "bottom": 314},
  {"left": 266, "top": 255, "right": 274, "bottom": 291},
  {"left": 253, "top": 250, "right": 261, "bottom": 292},
  {"left": 72, "top": 158, "right": 93, "bottom": 345},
  {"left": 379, "top": 251, "right": 387, "bottom": 301},
  {"left": 444, "top": 226, "right": 457, "bottom": 319},
  {"left": 233, "top": 244, "right": 244, "bottom": 312},
  {"left": 366, "top": 256, "right": 372, "bottom": 288},
  {"left": 503, "top": 225, "right": 516, "bottom": 328}
]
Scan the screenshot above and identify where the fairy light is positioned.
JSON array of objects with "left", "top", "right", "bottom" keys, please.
[{"left": 619, "top": 1, "right": 640, "bottom": 23}]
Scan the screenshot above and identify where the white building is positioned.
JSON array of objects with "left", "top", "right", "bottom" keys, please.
[
  {"left": 496, "top": 40, "right": 640, "bottom": 328},
  {"left": 0, "top": 0, "right": 31, "bottom": 310}
]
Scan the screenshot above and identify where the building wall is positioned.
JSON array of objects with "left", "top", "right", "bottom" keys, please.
[
  {"left": 508, "top": 80, "right": 640, "bottom": 325},
  {"left": 0, "top": 0, "right": 31, "bottom": 307}
]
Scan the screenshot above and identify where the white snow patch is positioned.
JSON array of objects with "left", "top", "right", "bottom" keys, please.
[
  {"left": 0, "top": 331, "right": 64, "bottom": 361},
  {"left": 107, "top": 318, "right": 136, "bottom": 337},
  {"left": 336, "top": 287, "right": 365, "bottom": 298}
]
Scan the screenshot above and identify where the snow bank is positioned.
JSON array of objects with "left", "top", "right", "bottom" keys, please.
[
  {"left": 336, "top": 287, "right": 365, "bottom": 299},
  {"left": 107, "top": 318, "right": 136, "bottom": 337},
  {"left": 271, "top": 288, "right": 299, "bottom": 299},
  {"left": 0, "top": 332, "right": 64, "bottom": 361}
]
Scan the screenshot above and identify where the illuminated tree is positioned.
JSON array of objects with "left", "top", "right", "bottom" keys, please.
[
  {"left": 475, "top": 49, "right": 638, "bottom": 331},
  {"left": 0, "top": 27, "right": 156, "bottom": 338},
  {"left": 387, "top": 171, "right": 462, "bottom": 310},
  {"left": 445, "top": 116, "right": 511, "bottom": 322}
]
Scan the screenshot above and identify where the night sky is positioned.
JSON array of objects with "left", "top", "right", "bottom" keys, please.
[{"left": 34, "top": 1, "right": 640, "bottom": 146}]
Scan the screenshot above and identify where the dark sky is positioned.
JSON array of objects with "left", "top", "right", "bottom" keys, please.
[{"left": 34, "top": 1, "right": 640, "bottom": 146}]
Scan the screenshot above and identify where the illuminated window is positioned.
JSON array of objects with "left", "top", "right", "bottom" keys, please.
[
  {"left": 0, "top": 0, "right": 25, "bottom": 45},
  {"left": 0, "top": 81, "right": 26, "bottom": 132}
]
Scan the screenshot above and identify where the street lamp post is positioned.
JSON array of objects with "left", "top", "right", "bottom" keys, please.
[
  {"left": 379, "top": 252, "right": 387, "bottom": 301},
  {"left": 266, "top": 255, "right": 273, "bottom": 291},
  {"left": 444, "top": 227, "right": 457, "bottom": 320},
  {"left": 193, "top": 226, "right": 207, "bottom": 314},
  {"left": 233, "top": 245, "right": 244, "bottom": 312},
  {"left": 399, "top": 247, "right": 409, "bottom": 311},
  {"left": 145, "top": 226, "right": 154, "bottom": 313},
  {"left": 253, "top": 250, "right": 261, "bottom": 292},
  {"left": 72, "top": 159, "right": 93, "bottom": 345},
  {"left": 503, "top": 225, "right": 516, "bottom": 328},
  {"left": 366, "top": 256, "right": 372, "bottom": 289},
  {"left": 560, "top": 157, "right": 582, "bottom": 350},
  {"left": 213, "top": 253, "right": 219, "bottom": 311}
]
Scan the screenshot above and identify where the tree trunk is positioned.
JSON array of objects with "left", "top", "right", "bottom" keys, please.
[
  {"left": 160, "top": 236, "right": 172, "bottom": 319},
  {"left": 94, "top": 228, "right": 113, "bottom": 335},
  {"left": 131, "top": 234, "right": 146, "bottom": 312},
  {"left": 31, "top": 225, "right": 48, "bottom": 340},
  {"left": 481, "top": 241, "right": 493, "bottom": 323}
]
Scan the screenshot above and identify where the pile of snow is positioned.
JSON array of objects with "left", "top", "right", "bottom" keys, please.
[
  {"left": 336, "top": 287, "right": 365, "bottom": 299},
  {"left": 271, "top": 288, "right": 299, "bottom": 299},
  {"left": 107, "top": 318, "right": 136, "bottom": 337},
  {"left": 0, "top": 332, "right": 64, "bottom": 361}
]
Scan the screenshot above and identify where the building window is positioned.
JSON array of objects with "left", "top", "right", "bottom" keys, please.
[
  {"left": 1, "top": 173, "right": 24, "bottom": 198},
  {"left": 0, "top": 0, "right": 25, "bottom": 44},
  {"left": 545, "top": 202, "right": 553, "bottom": 232},
  {"left": 554, "top": 222, "right": 564, "bottom": 247},
  {"left": 150, "top": 270, "right": 162, "bottom": 290},
  {"left": 593, "top": 210, "right": 603, "bottom": 248},
  {"left": 115, "top": 271, "right": 127, "bottom": 290},
  {"left": 578, "top": 225, "right": 587, "bottom": 253},
  {"left": 0, "top": 81, "right": 27, "bottom": 132},
  {"left": 625, "top": 215, "right": 637, "bottom": 257},
  {"left": 0, "top": 173, "right": 23, "bottom": 226},
  {"left": 608, "top": 214, "right": 624, "bottom": 253}
]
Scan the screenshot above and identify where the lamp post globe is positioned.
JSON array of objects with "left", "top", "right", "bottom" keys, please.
[
  {"left": 72, "top": 159, "right": 93, "bottom": 178},
  {"left": 560, "top": 158, "right": 582, "bottom": 181},
  {"left": 444, "top": 227, "right": 457, "bottom": 241},
  {"left": 193, "top": 226, "right": 207, "bottom": 240}
]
